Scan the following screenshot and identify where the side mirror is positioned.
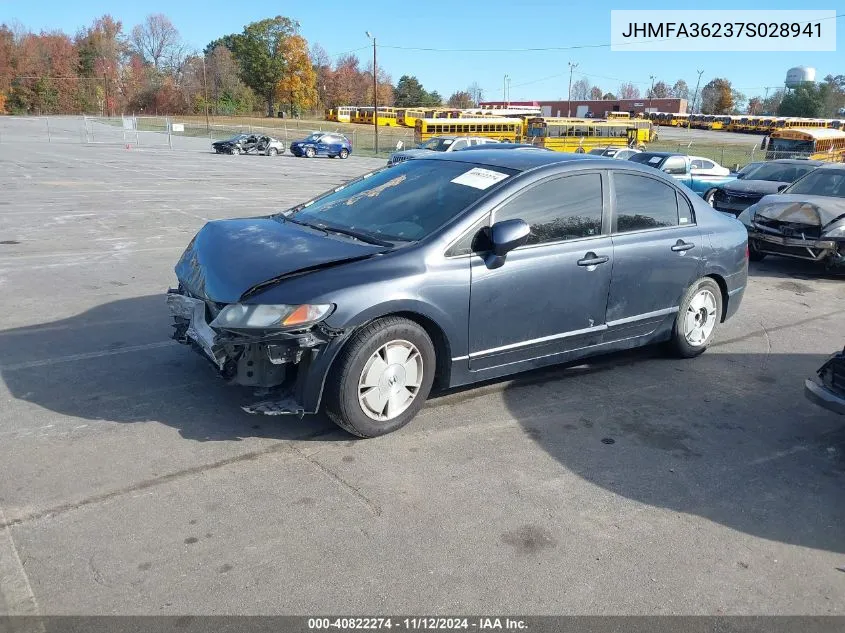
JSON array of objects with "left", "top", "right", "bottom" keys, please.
[
  {"left": 490, "top": 219, "right": 530, "bottom": 256},
  {"left": 777, "top": 184, "right": 788, "bottom": 192}
]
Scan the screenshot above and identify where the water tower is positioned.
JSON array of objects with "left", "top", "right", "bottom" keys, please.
[{"left": 785, "top": 66, "right": 816, "bottom": 88}]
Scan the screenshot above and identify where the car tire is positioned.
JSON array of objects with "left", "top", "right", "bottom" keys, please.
[
  {"left": 324, "top": 317, "right": 436, "bottom": 438},
  {"left": 668, "top": 277, "right": 723, "bottom": 359},
  {"left": 305, "top": 147, "right": 316, "bottom": 158},
  {"left": 704, "top": 189, "right": 716, "bottom": 207},
  {"left": 231, "top": 147, "right": 240, "bottom": 155},
  {"left": 748, "top": 240, "right": 767, "bottom": 261},
  {"left": 268, "top": 147, "right": 278, "bottom": 156},
  {"left": 338, "top": 148, "right": 349, "bottom": 159}
]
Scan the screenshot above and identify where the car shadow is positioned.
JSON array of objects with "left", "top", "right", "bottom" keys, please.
[
  {"left": 487, "top": 345, "right": 845, "bottom": 554},
  {"left": 0, "top": 295, "right": 344, "bottom": 443}
]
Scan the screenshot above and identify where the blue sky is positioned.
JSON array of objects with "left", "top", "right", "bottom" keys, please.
[{"left": 2, "top": 0, "right": 842, "bottom": 102}]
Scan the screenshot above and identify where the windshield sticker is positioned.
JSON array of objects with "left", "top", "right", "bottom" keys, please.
[
  {"left": 443, "top": 139, "right": 453, "bottom": 145},
  {"left": 648, "top": 156, "right": 662, "bottom": 164},
  {"left": 451, "top": 168, "right": 509, "bottom": 190}
]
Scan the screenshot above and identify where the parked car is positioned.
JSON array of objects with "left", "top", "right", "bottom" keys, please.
[
  {"left": 457, "top": 142, "right": 551, "bottom": 152},
  {"left": 212, "top": 134, "right": 285, "bottom": 156},
  {"left": 629, "top": 152, "right": 736, "bottom": 197},
  {"left": 289, "top": 133, "right": 351, "bottom": 159},
  {"left": 167, "top": 151, "right": 748, "bottom": 437},
  {"left": 737, "top": 163, "right": 845, "bottom": 268},
  {"left": 589, "top": 146, "right": 642, "bottom": 160},
  {"left": 387, "top": 136, "right": 498, "bottom": 167},
  {"left": 805, "top": 345, "right": 845, "bottom": 415},
  {"left": 709, "top": 159, "right": 823, "bottom": 215}
]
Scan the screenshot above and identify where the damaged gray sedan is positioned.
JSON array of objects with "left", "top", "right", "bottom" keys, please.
[
  {"left": 738, "top": 163, "right": 845, "bottom": 269},
  {"left": 168, "top": 152, "right": 747, "bottom": 437}
]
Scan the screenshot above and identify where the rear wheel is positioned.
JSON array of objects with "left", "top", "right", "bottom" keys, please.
[
  {"left": 324, "top": 317, "right": 436, "bottom": 438},
  {"left": 338, "top": 148, "right": 349, "bottom": 159},
  {"left": 231, "top": 146, "right": 240, "bottom": 155},
  {"left": 305, "top": 147, "right": 316, "bottom": 158},
  {"left": 268, "top": 147, "right": 278, "bottom": 156},
  {"left": 669, "top": 278, "right": 723, "bottom": 358}
]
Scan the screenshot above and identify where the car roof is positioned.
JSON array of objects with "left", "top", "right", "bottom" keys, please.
[
  {"left": 766, "top": 158, "right": 825, "bottom": 165},
  {"left": 637, "top": 151, "right": 682, "bottom": 158},
  {"left": 816, "top": 162, "right": 845, "bottom": 172},
  {"left": 420, "top": 150, "right": 610, "bottom": 171},
  {"left": 458, "top": 143, "right": 546, "bottom": 151}
]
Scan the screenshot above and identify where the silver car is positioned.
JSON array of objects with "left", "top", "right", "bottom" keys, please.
[{"left": 387, "top": 136, "right": 499, "bottom": 166}]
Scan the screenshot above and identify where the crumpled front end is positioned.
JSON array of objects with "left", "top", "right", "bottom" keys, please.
[
  {"left": 805, "top": 348, "right": 845, "bottom": 416},
  {"left": 166, "top": 288, "right": 344, "bottom": 415}
]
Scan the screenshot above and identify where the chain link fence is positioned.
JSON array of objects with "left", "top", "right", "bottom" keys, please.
[{"left": 2, "top": 115, "right": 834, "bottom": 166}]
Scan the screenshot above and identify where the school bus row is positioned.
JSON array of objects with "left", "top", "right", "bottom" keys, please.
[{"left": 642, "top": 112, "right": 844, "bottom": 134}]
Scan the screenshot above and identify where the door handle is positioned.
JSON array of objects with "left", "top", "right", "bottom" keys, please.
[
  {"left": 671, "top": 240, "right": 695, "bottom": 252},
  {"left": 577, "top": 252, "right": 610, "bottom": 267}
]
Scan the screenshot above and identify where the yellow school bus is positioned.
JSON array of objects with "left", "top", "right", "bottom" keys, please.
[
  {"left": 358, "top": 106, "right": 399, "bottom": 126},
  {"left": 525, "top": 118, "right": 655, "bottom": 152},
  {"left": 766, "top": 128, "right": 845, "bottom": 162},
  {"left": 325, "top": 108, "right": 337, "bottom": 122},
  {"left": 414, "top": 117, "right": 521, "bottom": 143},
  {"left": 336, "top": 106, "right": 354, "bottom": 123},
  {"left": 606, "top": 112, "right": 631, "bottom": 121}
]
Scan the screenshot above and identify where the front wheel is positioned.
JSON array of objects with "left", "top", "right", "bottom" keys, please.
[
  {"left": 267, "top": 147, "right": 278, "bottom": 156},
  {"left": 304, "top": 147, "right": 316, "bottom": 158},
  {"left": 669, "top": 278, "right": 723, "bottom": 358},
  {"left": 704, "top": 189, "right": 716, "bottom": 207},
  {"left": 231, "top": 146, "right": 241, "bottom": 155},
  {"left": 338, "top": 148, "right": 349, "bottom": 159},
  {"left": 324, "top": 317, "right": 436, "bottom": 438}
]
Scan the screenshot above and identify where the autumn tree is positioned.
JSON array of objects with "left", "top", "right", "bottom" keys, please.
[
  {"left": 364, "top": 63, "right": 394, "bottom": 106},
  {"left": 75, "top": 15, "right": 126, "bottom": 114},
  {"left": 730, "top": 89, "right": 747, "bottom": 114},
  {"left": 648, "top": 80, "right": 669, "bottom": 99},
  {"left": 205, "top": 45, "right": 255, "bottom": 114},
  {"left": 231, "top": 16, "right": 299, "bottom": 117},
  {"left": 570, "top": 78, "right": 590, "bottom": 100},
  {"left": 310, "top": 42, "right": 331, "bottom": 108},
  {"left": 276, "top": 34, "right": 317, "bottom": 116},
  {"left": 130, "top": 14, "right": 182, "bottom": 70},
  {"left": 447, "top": 90, "right": 473, "bottom": 108},
  {"left": 9, "top": 31, "right": 80, "bottom": 114},
  {"left": 589, "top": 86, "right": 602, "bottom": 100},
  {"left": 746, "top": 96, "right": 763, "bottom": 115},
  {"left": 617, "top": 82, "right": 640, "bottom": 99},
  {"left": 331, "top": 54, "right": 368, "bottom": 106},
  {"left": 700, "top": 78, "right": 733, "bottom": 114},
  {"left": 762, "top": 88, "right": 785, "bottom": 115},
  {"left": 671, "top": 79, "right": 689, "bottom": 100}
]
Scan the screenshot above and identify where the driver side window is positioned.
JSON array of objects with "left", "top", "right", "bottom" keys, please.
[
  {"left": 494, "top": 173, "right": 604, "bottom": 246},
  {"left": 663, "top": 156, "right": 687, "bottom": 174}
]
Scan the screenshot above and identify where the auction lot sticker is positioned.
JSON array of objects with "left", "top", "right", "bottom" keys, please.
[
  {"left": 610, "top": 10, "right": 836, "bottom": 51},
  {"left": 451, "top": 168, "right": 510, "bottom": 190}
]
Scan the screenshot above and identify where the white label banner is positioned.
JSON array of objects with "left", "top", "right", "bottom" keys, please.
[{"left": 610, "top": 10, "right": 836, "bottom": 52}]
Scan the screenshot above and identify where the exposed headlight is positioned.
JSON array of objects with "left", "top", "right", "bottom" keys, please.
[
  {"left": 737, "top": 206, "right": 756, "bottom": 225},
  {"left": 822, "top": 220, "right": 845, "bottom": 238},
  {"left": 210, "top": 303, "right": 333, "bottom": 329}
]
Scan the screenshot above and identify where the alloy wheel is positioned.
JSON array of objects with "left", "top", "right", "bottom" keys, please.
[{"left": 357, "top": 340, "right": 423, "bottom": 421}]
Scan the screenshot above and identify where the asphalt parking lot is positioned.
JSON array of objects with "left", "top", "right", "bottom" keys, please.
[{"left": 0, "top": 127, "right": 843, "bottom": 616}]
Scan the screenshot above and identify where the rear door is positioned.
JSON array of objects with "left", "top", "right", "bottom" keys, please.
[{"left": 605, "top": 171, "right": 704, "bottom": 339}]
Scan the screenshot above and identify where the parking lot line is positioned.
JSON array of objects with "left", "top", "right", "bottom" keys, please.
[
  {"left": 0, "top": 341, "right": 176, "bottom": 372},
  {"left": 0, "top": 504, "right": 41, "bottom": 617}
]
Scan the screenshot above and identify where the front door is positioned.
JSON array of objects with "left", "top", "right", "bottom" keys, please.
[
  {"left": 605, "top": 171, "right": 704, "bottom": 338},
  {"left": 468, "top": 171, "right": 612, "bottom": 372}
]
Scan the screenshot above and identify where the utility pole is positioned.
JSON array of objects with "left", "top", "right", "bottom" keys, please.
[
  {"left": 367, "top": 32, "right": 378, "bottom": 155},
  {"left": 762, "top": 86, "right": 770, "bottom": 114},
  {"left": 102, "top": 72, "right": 108, "bottom": 117},
  {"left": 503, "top": 74, "right": 509, "bottom": 105},
  {"left": 691, "top": 69, "right": 704, "bottom": 114},
  {"left": 506, "top": 76, "right": 511, "bottom": 106},
  {"left": 201, "top": 55, "right": 210, "bottom": 133},
  {"left": 567, "top": 62, "right": 579, "bottom": 117},
  {"left": 649, "top": 75, "right": 656, "bottom": 113}
]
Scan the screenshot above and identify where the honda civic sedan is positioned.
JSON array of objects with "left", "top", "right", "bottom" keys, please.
[{"left": 168, "top": 152, "right": 749, "bottom": 437}]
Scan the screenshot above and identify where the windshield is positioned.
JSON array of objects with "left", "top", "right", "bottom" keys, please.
[
  {"left": 739, "top": 162, "right": 817, "bottom": 183},
  {"left": 302, "top": 133, "right": 324, "bottom": 143},
  {"left": 227, "top": 135, "right": 248, "bottom": 142},
  {"left": 736, "top": 162, "right": 764, "bottom": 179},
  {"left": 287, "top": 160, "right": 517, "bottom": 241},
  {"left": 418, "top": 138, "right": 455, "bottom": 151},
  {"left": 783, "top": 170, "right": 845, "bottom": 198},
  {"left": 769, "top": 138, "right": 814, "bottom": 154},
  {"left": 629, "top": 153, "right": 666, "bottom": 166}
]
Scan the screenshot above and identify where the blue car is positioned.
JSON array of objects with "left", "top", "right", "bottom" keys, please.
[
  {"left": 289, "top": 132, "right": 351, "bottom": 159},
  {"left": 168, "top": 151, "right": 748, "bottom": 437},
  {"left": 629, "top": 152, "right": 737, "bottom": 199}
]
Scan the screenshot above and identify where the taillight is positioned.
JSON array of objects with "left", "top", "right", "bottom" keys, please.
[{"left": 745, "top": 245, "right": 750, "bottom": 259}]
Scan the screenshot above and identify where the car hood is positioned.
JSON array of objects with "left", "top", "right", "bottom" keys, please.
[
  {"left": 751, "top": 194, "right": 845, "bottom": 227},
  {"left": 723, "top": 179, "right": 786, "bottom": 195},
  {"left": 175, "top": 217, "right": 386, "bottom": 303}
]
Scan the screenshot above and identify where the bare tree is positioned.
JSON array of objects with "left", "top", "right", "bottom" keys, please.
[
  {"left": 467, "top": 81, "right": 483, "bottom": 105},
  {"left": 571, "top": 78, "right": 590, "bottom": 100},
  {"left": 131, "top": 14, "right": 181, "bottom": 70}
]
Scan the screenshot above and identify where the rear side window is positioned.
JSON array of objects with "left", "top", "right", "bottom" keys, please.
[
  {"left": 495, "top": 173, "right": 604, "bottom": 245},
  {"left": 613, "top": 173, "right": 682, "bottom": 232}
]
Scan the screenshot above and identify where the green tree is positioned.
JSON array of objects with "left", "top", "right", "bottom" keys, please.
[
  {"left": 231, "top": 16, "right": 298, "bottom": 117},
  {"left": 647, "top": 80, "right": 669, "bottom": 99},
  {"left": 671, "top": 79, "right": 689, "bottom": 101},
  {"left": 821, "top": 74, "right": 845, "bottom": 117},
  {"left": 394, "top": 75, "right": 426, "bottom": 106},
  {"left": 778, "top": 82, "right": 827, "bottom": 118},
  {"left": 425, "top": 90, "right": 442, "bottom": 106}
]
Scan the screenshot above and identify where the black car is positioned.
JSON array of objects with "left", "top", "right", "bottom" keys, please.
[
  {"left": 457, "top": 142, "right": 551, "bottom": 152},
  {"left": 212, "top": 134, "right": 285, "bottom": 156},
  {"left": 710, "top": 159, "right": 823, "bottom": 216},
  {"left": 738, "top": 163, "right": 845, "bottom": 268},
  {"left": 805, "top": 346, "right": 845, "bottom": 415},
  {"left": 167, "top": 151, "right": 748, "bottom": 437}
]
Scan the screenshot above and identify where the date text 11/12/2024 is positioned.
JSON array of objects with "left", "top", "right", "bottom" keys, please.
[{"left": 307, "top": 618, "right": 528, "bottom": 630}]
